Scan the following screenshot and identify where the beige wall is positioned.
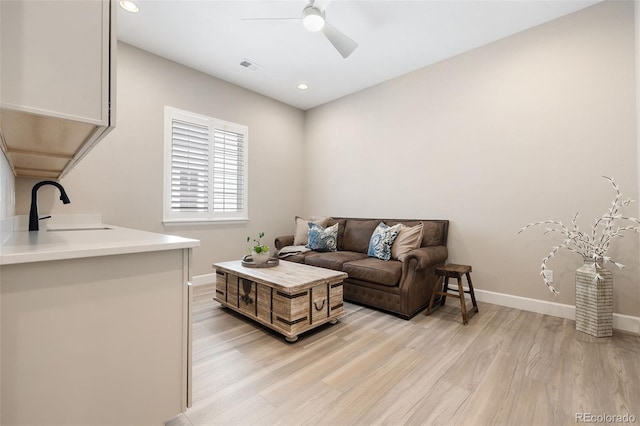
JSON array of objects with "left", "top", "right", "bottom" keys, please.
[
  {"left": 15, "top": 42, "right": 306, "bottom": 276},
  {"left": 304, "top": 1, "right": 639, "bottom": 316},
  {"left": 13, "top": 2, "right": 640, "bottom": 317}
]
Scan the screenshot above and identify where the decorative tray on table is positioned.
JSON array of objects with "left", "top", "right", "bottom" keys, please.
[{"left": 241, "top": 254, "right": 280, "bottom": 268}]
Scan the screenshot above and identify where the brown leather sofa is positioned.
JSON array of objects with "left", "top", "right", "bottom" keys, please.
[{"left": 275, "top": 217, "right": 449, "bottom": 319}]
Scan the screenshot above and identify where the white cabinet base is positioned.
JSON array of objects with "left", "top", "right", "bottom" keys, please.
[{"left": 0, "top": 249, "right": 191, "bottom": 426}]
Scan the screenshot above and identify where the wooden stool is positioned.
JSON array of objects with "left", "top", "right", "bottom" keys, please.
[{"left": 426, "top": 264, "right": 478, "bottom": 325}]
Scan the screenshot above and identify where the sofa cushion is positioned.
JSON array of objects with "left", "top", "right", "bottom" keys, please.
[
  {"left": 293, "top": 216, "right": 329, "bottom": 246},
  {"left": 367, "top": 222, "right": 401, "bottom": 261},
  {"left": 391, "top": 222, "right": 424, "bottom": 261},
  {"left": 306, "top": 222, "right": 338, "bottom": 252},
  {"left": 304, "top": 251, "right": 367, "bottom": 271},
  {"left": 342, "top": 257, "right": 403, "bottom": 287},
  {"left": 342, "top": 220, "right": 380, "bottom": 253}
]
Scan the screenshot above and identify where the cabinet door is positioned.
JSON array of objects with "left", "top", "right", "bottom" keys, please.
[{"left": 0, "top": 0, "right": 110, "bottom": 125}]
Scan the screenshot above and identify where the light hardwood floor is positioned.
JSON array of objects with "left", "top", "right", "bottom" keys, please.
[{"left": 169, "top": 283, "right": 640, "bottom": 426}]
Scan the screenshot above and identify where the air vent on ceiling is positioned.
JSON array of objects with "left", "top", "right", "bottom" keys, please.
[{"left": 240, "top": 58, "right": 260, "bottom": 71}]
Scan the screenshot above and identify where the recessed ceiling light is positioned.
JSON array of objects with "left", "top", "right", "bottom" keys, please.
[
  {"left": 119, "top": 0, "right": 139, "bottom": 13},
  {"left": 297, "top": 83, "right": 309, "bottom": 90}
]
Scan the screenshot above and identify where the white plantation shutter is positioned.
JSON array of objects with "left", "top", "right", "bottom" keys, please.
[
  {"left": 213, "top": 128, "right": 244, "bottom": 212},
  {"left": 171, "top": 119, "right": 209, "bottom": 212},
  {"left": 164, "top": 107, "right": 248, "bottom": 223}
]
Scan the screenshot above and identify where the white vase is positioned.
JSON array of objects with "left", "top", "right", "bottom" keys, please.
[
  {"left": 575, "top": 257, "right": 613, "bottom": 337},
  {"left": 252, "top": 249, "right": 270, "bottom": 264}
]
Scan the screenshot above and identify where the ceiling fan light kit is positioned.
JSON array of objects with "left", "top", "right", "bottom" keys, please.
[
  {"left": 119, "top": 0, "right": 139, "bottom": 13},
  {"left": 243, "top": 0, "right": 358, "bottom": 59},
  {"left": 302, "top": 7, "right": 325, "bottom": 32}
]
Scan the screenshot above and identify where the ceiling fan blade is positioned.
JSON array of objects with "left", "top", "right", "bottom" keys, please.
[
  {"left": 241, "top": 17, "right": 301, "bottom": 21},
  {"left": 322, "top": 22, "right": 358, "bottom": 58}
]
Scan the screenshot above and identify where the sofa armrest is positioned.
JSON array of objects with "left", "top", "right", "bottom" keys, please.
[
  {"left": 404, "top": 246, "right": 448, "bottom": 270},
  {"left": 274, "top": 235, "right": 294, "bottom": 250}
]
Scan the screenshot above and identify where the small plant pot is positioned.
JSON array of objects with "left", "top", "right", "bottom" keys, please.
[{"left": 252, "top": 249, "right": 270, "bottom": 264}]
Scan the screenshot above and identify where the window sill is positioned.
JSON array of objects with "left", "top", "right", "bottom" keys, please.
[{"left": 163, "top": 218, "right": 249, "bottom": 226}]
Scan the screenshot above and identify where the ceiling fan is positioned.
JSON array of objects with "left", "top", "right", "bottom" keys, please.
[{"left": 242, "top": 0, "right": 359, "bottom": 58}]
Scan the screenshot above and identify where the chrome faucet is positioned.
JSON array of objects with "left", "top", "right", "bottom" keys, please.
[{"left": 29, "top": 181, "right": 71, "bottom": 231}]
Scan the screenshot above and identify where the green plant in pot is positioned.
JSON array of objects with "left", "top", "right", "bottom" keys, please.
[{"left": 247, "top": 232, "right": 270, "bottom": 264}]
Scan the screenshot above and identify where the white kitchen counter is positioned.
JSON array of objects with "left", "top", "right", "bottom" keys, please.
[{"left": 0, "top": 215, "right": 199, "bottom": 265}]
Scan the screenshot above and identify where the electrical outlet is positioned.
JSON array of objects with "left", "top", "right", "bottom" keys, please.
[{"left": 543, "top": 270, "right": 553, "bottom": 282}]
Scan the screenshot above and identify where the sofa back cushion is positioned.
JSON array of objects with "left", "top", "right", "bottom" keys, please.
[
  {"left": 385, "top": 220, "right": 447, "bottom": 246},
  {"left": 342, "top": 219, "right": 380, "bottom": 253},
  {"left": 330, "top": 218, "right": 448, "bottom": 252},
  {"left": 421, "top": 221, "right": 447, "bottom": 246}
]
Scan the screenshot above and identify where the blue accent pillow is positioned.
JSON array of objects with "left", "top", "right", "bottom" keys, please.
[
  {"left": 367, "top": 222, "right": 401, "bottom": 261},
  {"left": 306, "top": 222, "right": 338, "bottom": 252}
]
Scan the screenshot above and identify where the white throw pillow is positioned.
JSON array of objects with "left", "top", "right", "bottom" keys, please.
[
  {"left": 293, "top": 216, "right": 329, "bottom": 246},
  {"left": 391, "top": 222, "right": 424, "bottom": 261}
]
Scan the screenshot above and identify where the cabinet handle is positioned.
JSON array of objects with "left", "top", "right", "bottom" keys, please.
[{"left": 314, "top": 299, "right": 326, "bottom": 311}]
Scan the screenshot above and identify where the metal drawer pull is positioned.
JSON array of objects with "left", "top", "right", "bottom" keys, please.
[{"left": 314, "top": 299, "right": 326, "bottom": 311}]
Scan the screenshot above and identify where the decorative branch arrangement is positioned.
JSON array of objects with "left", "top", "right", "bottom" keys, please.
[{"left": 518, "top": 176, "right": 640, "bottom": 295}]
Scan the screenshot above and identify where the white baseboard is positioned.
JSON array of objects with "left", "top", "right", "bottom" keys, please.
[
  {"left": 474, "top": 289, "right": 640, "bottom": 335},
  {"left": 191, "top": 272, "right": 640, "bottom": 335},
  {"left": 191, "top": 273, "right": 217, "bottom": 286}
]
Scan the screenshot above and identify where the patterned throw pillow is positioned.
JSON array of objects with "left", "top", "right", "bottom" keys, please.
[
  {"left": 306, "top": 222, "right": 338, "bottom": 252},
  {"left": 367, "top": 222, "right": 401, "bottom": 261}
]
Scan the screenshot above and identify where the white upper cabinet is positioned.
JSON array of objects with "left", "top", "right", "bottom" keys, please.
[{"left": 0, "top": 0, "right": 115, "bottom": 178}]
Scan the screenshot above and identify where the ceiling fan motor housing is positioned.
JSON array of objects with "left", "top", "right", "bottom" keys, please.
[{"left": 302, "top": 6, "right": 325, "bottom": 31}]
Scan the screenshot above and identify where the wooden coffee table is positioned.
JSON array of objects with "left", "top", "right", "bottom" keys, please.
[{"left": 213, "top": 260, "right": 348, "bottom": 342}]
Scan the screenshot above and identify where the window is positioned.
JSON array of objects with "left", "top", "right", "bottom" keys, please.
[{"left": 164, "top": 106, "right": 248, "bottom": 223}]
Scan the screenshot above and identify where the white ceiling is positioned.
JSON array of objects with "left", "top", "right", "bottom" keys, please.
[{"left": 117, "top": 0, "right": 602, "bottom": 111}]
